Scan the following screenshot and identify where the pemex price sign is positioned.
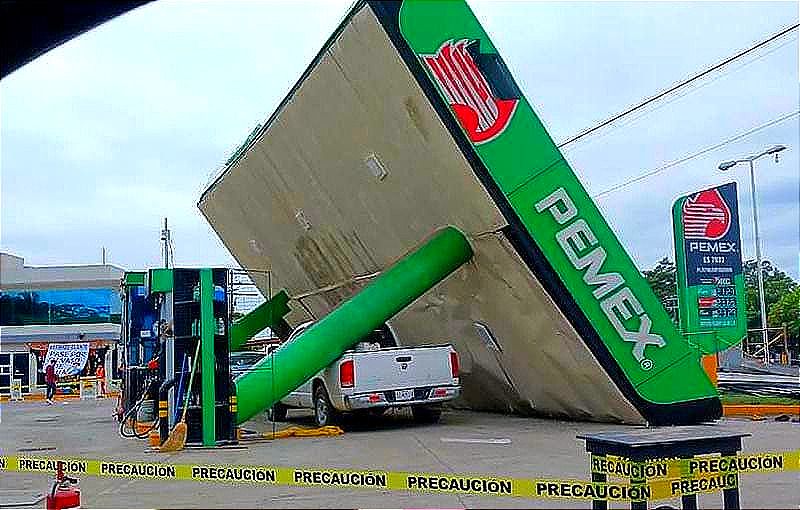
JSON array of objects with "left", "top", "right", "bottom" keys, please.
[{"left": 672, "top": 182, "right": 746, "bottom": 353}]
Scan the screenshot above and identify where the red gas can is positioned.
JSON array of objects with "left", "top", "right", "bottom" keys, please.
[{"left": 46, "top": 461, "right": 80, "bottom": 510}]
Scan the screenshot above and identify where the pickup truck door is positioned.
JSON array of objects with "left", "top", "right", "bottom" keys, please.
[{"left": 281, "top": 322, "right": 315, "bottom": 407}]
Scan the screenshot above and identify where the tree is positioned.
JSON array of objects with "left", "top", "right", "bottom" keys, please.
[
  {"left": 642, "top": 257, "right": 799, "bottom": 332},
  {"left": 742, "top": 260, "right": 798, "bottom": 330},
  {"left": 643, "top": 257, "right": 678, "bottom": 321},
  {"left": 768, "top": 287, "right": 799, "bottom": 348}
]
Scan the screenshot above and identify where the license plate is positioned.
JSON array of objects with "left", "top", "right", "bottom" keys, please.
[{"left": 394, "top": 389, "right": 414, "bottom": 401}]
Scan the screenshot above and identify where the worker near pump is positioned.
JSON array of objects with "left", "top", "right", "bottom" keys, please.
[
  {"left": 96, "top": 363, "right": 106, "bottom": 397},
  {"left": 45, "top": 359, "right": 58, "bottom": 405}
]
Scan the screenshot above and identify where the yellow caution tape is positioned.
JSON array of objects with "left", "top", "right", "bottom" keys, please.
[
  {"left": 591, "top": 454, "right": 683, "bottom": 480},
  {"left": 680, "top": 451, "right": 797, "bottom": 476},
  {"left": 593, "top": 451, "right": 800, "bottom": 480},
  {"left": 649, "top": 472, "right": 741, "bottom": 498},
  {"left": 1, "top": 450, "right": 797, "bottom": 501},
  {"left": 530, "top": 478, "right": 653, "bottom": 501}
]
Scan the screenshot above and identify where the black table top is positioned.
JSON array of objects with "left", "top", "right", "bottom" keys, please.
[
  {"left": 578, "top": 426, "right": 750, "bottom": 459},
  {"left": 578, "top": 426, "right": 750, "bottom": 447}
]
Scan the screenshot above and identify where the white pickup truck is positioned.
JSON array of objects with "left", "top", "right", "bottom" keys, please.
[{"left": 268, "top": 322, "right": 460, "bottom": 426}]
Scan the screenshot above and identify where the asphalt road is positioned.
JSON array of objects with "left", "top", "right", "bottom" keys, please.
[{"left": 1, "top": 398, "right": 798, "bottom": 508}]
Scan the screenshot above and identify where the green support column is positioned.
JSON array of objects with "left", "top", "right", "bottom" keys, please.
[
  {"left": 199, "top": 269, "right": 216, "bottom": 446},
  {"left": 235, "top": 226, "right": 473, "bottom": 424},
  {"left": 229, "top": 290, "right": 291, "bottom": 351}
]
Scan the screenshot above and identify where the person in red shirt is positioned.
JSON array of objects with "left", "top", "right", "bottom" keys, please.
[
  {"left": 96, "top": 363, "right": 106, "bottom": 396},
  {"left": 45, "top": 359, "right": 57, "bottom": 405}
]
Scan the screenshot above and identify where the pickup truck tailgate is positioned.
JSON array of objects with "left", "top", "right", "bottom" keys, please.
[{"left": 351, "top": 345, "right": 455, "bottom": 393}]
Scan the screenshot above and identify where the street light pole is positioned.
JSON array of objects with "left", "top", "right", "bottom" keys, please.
[
  {"left": 747, "top": 159, "right": 769, "bottom": 364},
  {"left": 160, "top": 217, "right": 172, "bottom": 269},
  {"left": 718, "top": 145, "right": 786, "bottom": 365}
]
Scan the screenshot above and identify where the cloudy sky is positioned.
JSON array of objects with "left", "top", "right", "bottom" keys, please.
[{"left": 1, "top": 1, "right": 798, "bottom": 279}]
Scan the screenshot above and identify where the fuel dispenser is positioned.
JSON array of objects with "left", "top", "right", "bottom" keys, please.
[{"left": 119, "top": 268, "right": 236, "bottom": 447}]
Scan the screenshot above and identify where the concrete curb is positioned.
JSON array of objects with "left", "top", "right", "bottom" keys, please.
[
  {"left": 0, "top": 392, "right": 119, "bottom": 403},
  {"left": 723, "top": 404, "right": 799, "bottom": 418}
]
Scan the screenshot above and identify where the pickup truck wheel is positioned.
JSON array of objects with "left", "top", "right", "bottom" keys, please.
[
  {"left": 412, "top": 405, "right": 442, "bottom": 424},
  {"left": 313, "top": 386, "right": 338, "bottom": 427},
  {"left": 267, "top": 402, "right": 288, "bottom": 422}
]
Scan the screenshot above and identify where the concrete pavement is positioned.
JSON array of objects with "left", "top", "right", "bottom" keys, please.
[{"left": 1, "top": 398, "right": 797, "bottom": 508}]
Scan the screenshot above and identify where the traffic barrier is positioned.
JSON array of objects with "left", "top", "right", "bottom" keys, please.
[{"left": 1, "top": 450, "right": 797, "bottom": 502}]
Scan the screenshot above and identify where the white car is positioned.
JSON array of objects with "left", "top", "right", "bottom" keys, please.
[{"left": 269, "top": 322, "right": 461, "bottom": 426}]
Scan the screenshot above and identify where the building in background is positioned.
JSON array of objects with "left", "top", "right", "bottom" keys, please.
[{"left": 0, "top": 252, "right": 124, "bottom": 396}]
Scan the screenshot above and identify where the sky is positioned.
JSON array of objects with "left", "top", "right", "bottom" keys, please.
[{"left": 1, "top": 0, "right": 798, "bottom": 280}]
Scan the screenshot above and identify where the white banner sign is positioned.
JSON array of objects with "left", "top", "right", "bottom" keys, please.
[{"left": 44, "top": 343, "right": 90, "bottom": 377}]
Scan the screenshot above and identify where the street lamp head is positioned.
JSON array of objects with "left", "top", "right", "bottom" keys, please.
[
  {"left": 718, "top": 160, "right": 738, "bottom": 171},
  {"left": 765, "top": 145, "right": 786, "bottom": 155}
]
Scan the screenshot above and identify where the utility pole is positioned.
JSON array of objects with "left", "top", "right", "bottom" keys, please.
[
  {"left": 719, "top": 144, "right": 787, "bottom": 365},
  {"left": 101, "top": 247, "right": 106, "bottom": 265},
  {"left": 160, "top": 218, "right": 172, "bottom": 268},
  {"left": 747, "top": 158, "right": 770, "bottom": 365}
]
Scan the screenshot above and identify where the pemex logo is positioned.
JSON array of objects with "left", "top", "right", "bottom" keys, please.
[
  {"left": 682, "top": 189, "right": 732, "bottom": 240},
  {"left": 421, "top": 39, "right": 520, "bottom": 145}
]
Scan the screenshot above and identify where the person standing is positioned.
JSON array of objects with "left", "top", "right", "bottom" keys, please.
[
  {"left": 45, "top": 359, "right": 57, "bottom": 405},
  {"left": 96, "top": 363, "right": 106, "bottom": 397}
]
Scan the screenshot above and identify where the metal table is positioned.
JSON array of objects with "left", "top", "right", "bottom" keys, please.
[{"left": 578, "top": 427, "right": 750, "bottom": 510}]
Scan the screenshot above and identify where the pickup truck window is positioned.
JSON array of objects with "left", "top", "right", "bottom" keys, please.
[
  {"left": 362, "top": 324, "right": 397, "bottom": 348},
  {"left": 230, "top": 352, "right": 265, "bottom": 367}
]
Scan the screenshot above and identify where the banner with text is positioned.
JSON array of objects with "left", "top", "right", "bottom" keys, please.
[{"left": 44, "top": 343, "right": 90, "bottom": 377}]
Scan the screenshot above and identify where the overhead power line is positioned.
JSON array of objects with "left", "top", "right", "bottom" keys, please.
[
  {"left": 591, "top": 110, "right": 800, "bottom": 199},
  {"left": 557, "top": 23, "right": 799, "bottom": 149}
]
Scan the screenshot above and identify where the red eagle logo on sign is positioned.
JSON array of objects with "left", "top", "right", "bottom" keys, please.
[
  {"left": 421, "top": 39, "right": 520, "bottom": 145},
  {"left": 682, "top": 189, "right": 732, "bottom": 240}
]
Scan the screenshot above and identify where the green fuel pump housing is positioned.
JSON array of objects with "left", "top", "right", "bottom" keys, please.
[{"left": 140, "top": 267, "right": 236, "bottom": 447}]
